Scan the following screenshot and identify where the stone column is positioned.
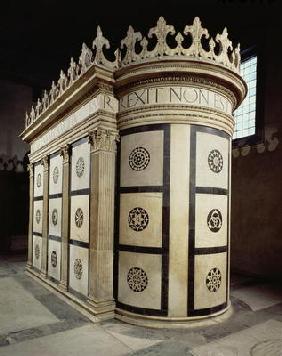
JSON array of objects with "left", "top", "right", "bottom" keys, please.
[
  {"left": 26, "top": 162, "right": 34, "bottom": 269},
  {"left": 88, "top": 128, "right": 119, "bottom": 316},
  {"left": 59, "top": 145, "right": 71, "bottom": 291},
  {"left": 41, "top": 156, "right": 49, "bottom": 278}
]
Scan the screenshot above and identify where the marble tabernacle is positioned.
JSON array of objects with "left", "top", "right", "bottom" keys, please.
[{"left": 21, "top": 17, "right": 247, "bottom": 327}]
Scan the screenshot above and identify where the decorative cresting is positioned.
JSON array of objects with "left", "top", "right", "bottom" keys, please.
[{"left": 24, "top": 17, "right": 241, "bottom": 129}]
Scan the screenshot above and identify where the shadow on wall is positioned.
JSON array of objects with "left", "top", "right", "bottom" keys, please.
[{"left": 0, "top": 152, "right": 29, "bottom": 255}]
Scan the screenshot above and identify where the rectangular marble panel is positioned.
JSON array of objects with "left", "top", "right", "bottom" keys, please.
[
  {"left": 194, "top": 252, "right": 227, "bottom": 310},
  {"left": 48, "top": 239, "right": 61, "bottom": 281},
  {"left": 70, "top": 195, "right": 89, "bottom": 243},
  {"left": 49, "top": 154, "right": 63, "bottom": 195},
  {"left": 119, "top": 193, "right": 162, "bottom": 247},
  {"left": 195, "top": 194, "right": 228, "bottom": 248},
  {"left": 33, "top": 200, "right": 43, "bottom": 234},
  {"left": 48, "top": 198, "right": 62, "bottom": 237},
  {"left": 69, "top": 244, "right": 89, "bottom": 296},
  {"left": 195, "top": 131, "right": 229, "bottom": 189},
  {"left": 32, "top": 235, "right": 42, "bottom": 270},
  {"left": 118, "top": 251, "right": 162, "bottom": 310},
  {"left": 168, "top": 124, "right": 190, "bottom": 316},
  {"left": 71, "top": 141, "right": 90, "bottom": 191},
  {"left": 120, "top": 130, "right": 163, "bottom": 187},
  {"left": 33, "top": 163, "right": 43, "bottom": 197}
]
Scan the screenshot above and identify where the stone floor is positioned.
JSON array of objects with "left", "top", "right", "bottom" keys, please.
[{"left": 0, "top": 255, "right": 282, "bottom": 356}]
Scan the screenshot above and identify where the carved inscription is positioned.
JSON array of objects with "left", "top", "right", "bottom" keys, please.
[{"left": 119, "top": 86, "right": 232, "bottom": 115}]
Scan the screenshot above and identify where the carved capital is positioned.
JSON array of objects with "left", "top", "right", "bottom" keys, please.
[
  {"left": 89, "top": 129, "right": 119, "bottom": 153},
  {"left": 27, "top": 163, "right": 34, "bottom": 178},
  {"left": 60, "top": 145, "right": 71, "bottom": 164},
  {"left": 41, "top": 156, "right": 49, "bottom": 171}
]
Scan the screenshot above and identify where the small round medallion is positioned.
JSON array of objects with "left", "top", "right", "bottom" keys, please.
[
  {"left": 127, "top": 267, "right": 148, "bottom": 292},
  {"left": 207, "top": 209, "right": 222, "bottom": 233},
  {"left": 206, "top": 267, "right": 222, "bottom": 292},
  {"left": 51, "top": 251, "right": 57, "bottom": 267},
  {"left": 35, "top": 209, "right": 41, "bottom": 224},
  {"left": 129, "top": 147, "right": 150, "bottom": 171},
  {"left": 128, "top": 207, "right": 149, "bottom": 232},
  {"left": 75, "top": 208, "right": 83, "bottom": 228},
  {"left": 73, "top": 258, "right": 83, "bottom": 279},
  {"left": 53, "top": 166, "right": 59, "bottom": 184},
  {"left": 36, "top": 173, "right": 41, "bottom": 188},
  {"left": 35, "top": 244, "right": 40, "bottom": 260},
  {"left": 208, "top": 149, "right": 223, "bottom": 173},
  {"left": 76, "top": 157, "right": 85, "bottom": 178},
  {"left": 52, "top": 209, "right": 58, "bottom": 226}
]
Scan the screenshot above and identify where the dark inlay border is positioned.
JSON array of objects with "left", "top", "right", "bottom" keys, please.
[
  {"left": 49, "top": 193, "right": 63, "bottom": 199},
  {"left": 48, "top": 235, "right": 62, "bottom": 242},
  {"left": 69, "top": 239, "right": 89, "bottom": 249},
  {"left": 115, "top": 124, "right": 170, "bottom": 316},
  {"left": 33, "top": 196, "right": 43, "bottom": 201},
  {"left": 188, "top": 125, "right": 230, "bottom": 317},
  {"left": 33, "top": 232, "right": 42, "bottom": 237},
  {"left": 70, "top": 188, "right": 90, "bottom": 196},
  {"left": 71, "top": 136, "right": 88, "bottom": 147},
  {"left": 49, "top": 150, "right": 61, "bottom": 159}
]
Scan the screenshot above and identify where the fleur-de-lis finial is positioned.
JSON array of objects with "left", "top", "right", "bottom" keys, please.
[
  {"left": 215, "top": 27, "right": 233, "bottom": 67},
  {"left": 92, "top": 26, "right": 110, "bottom": 65},
  {"left": 68, "top": 57, "right": 77, "bottom": 85},
  {"left": 79, "top": 43, "right": 93, "bottom": 74},
  {"left": 183, "top": 17, "right": 210, "bottom": 57},
  {"left": 121, "top": 25, "right": 142, "bottom": 65},
  {"left": 147, "top": 17, "right": 175, "bottom": 56}
]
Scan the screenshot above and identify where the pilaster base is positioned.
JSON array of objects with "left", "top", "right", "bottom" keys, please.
[{"left": 87, "top": 297, "right": 115, "bottom": 315}]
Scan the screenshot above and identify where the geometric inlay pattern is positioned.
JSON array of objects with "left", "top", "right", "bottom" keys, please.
[
  {"left": 206, "top": 267, "right": 222, "bottom": 292},
  {"left": 53, "top": 166, "right": 59, "bottom": 184},
  {"left": 128, "top": 207, "right": 149, "bottom": 232},
  {"left": 129, "top": 147, "right": 150, "bottom": 171},
  {"left": 36, "top": 173, "right": 42, "bottom": 188},
  {"left": 73, "top": 258, "right": 83, "bottom": 279},
  {"left": 75, "top": 157, "right": 85, "bottom": 178},
  {"left": 74, "top": 208, "right": 83, "bottom": 228},
  {"left": 127, "top": 267, "right": 148, "bottom": 292},
  {"left": 208, "top": 149, "right": 223, "bottom": 173},
  {"left": 52, "top": 209, "right": 58, "bottom": 226},
  {"left": 35, "top": 209, "right": 41, "bottom": 224},
  {"left": 207, "top": 209, "right": 223, "bottom": 233},
  {"left": 51, "top": 250, "right": 57, "bottom": 267},
  {"left": 35, "top": 244, "right": 40, "bottom": 260}
]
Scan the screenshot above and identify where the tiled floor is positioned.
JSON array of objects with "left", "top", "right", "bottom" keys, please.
[{"left": 0, "top": 255, "right": 282, "bottom": 355}]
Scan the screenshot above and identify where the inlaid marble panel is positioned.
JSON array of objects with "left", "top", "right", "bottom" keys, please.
[
  {"left": 119, "top": 193, "right": 162, "bottom": 247},
  {"left": 33, "top": 163, "right": 43, "bottom": 197},
  {"left": 69, "top": 244, "right": 89, "bottom": 296},
  {"left": 118, "top": 251, "right": 162, "bottom": 310},
  {"left": 49, "top": 154, "right": 63, "bottom": 195},
  {"left": 120, "top": 130, "right": 163, "bottom": 187},
  {"left": 33, "top": 200, "right": 43, "bottom": 234},
  {"left": 32, "top": 235, "right": 42, "bottom": 270},
  {"left": 194, "top": 252, "right": 227, "bottom": 310},
  {"left": 48, "top": 198, "right": 62, "bottom": 237},
  {"left": 48, "top": 239, "right": 61, "bottom": 281},
  {"left": 195, "top": 194, "right": 228, "bottom": 248},
  {"left": 71, "top": 141, "right": 90, "bottom": 191},
  {"left": 195, "top": 131, "right": 229, "bottom": 189},
  {"left": 70, "top": 195, "right": 89, "bottom": 243}
]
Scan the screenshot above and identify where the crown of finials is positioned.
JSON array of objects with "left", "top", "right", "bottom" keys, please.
[{"left": 25, "top": 17, "right": 241, "bottom": 129}]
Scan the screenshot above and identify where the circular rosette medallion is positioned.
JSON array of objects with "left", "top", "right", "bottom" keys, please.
[
  {"left": 208, "top": 149, "right": 223, "bottom": 173},
  {"left": 207, "top": 209, "right": 222, "bottom": 233},
  {"left": 35, "top": 244, "right": 40, "bottom": 260},
  {"left": 36, "top": 173, "right": 41, "bottom": 188},
  {"left": 73, "top": 258, "right": 83, "bottom": 279},
  {"left": 206, "top": 267, "right": 222, "bottom": 292},
  {"left": 128, "top": 207, "right": 149, "bottom": 232},
  {"left": 51, "top": 251, "right": 57, "bottom": 267},
  {"left": 127, "top": 267, "right": 148, "bottom": 292},
  {"left": 53, "top": 166, "right": 59, "bottom": 184},
  {"left": 75, "top": 157, "right": 85, "bottom": 178},
  {"left": 35, "top": 209, "right": 41, "bottom": 224},
  {"left": 129, "top": 147, "right": 150, "bottom": 171},
  {"left": 52, "top": 209, "right": 58, "bottom": 226},
  {"left": 74, "top": 208, "right": 83, "bottom": 228}
]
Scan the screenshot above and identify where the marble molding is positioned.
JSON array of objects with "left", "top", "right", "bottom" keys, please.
[{"left": 22, "top": 17, "right": 246, "bottom": 326}]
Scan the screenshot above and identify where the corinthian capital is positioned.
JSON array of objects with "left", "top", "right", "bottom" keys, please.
[
  {"left": 41, "top": 156, "right": 49, "bottom": 171},
  {"left": 27, "top": 163, "right": 34, "bottom": 178},
  {"left": 89, "top": 128, "right": 119, "bottom": 153},
  {"left": 60, "top": 144, "right": 71, "bottom": 163}
]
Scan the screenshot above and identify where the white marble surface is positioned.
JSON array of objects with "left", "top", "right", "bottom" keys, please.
[
  {"left": 118, "top": 251, "right": 162, "bottom": 310},
  {"left": 70, "top": 195, "right": 89, "bottom": 243},
  {"left": 32, "top": 235, "right": 42, "bottom": 270},
  {"left": 120, "top": 130, "right": 163, "bottom": 187},
  {"left": 33, "top": 200, "right": 43, "bottom": 234},
  {"left": 49, "top": 154, "right": 63, "bottom": 195},
  {"left": 119, "top": 192, "right": 162, "bottom": 247},
  {"left": 48, "top": 198, "right": 62, "bottom": 237},
  {"left": 48, "top": 239, "right": 61, "bottom": 281},
  {"left": 69, "top": 244, "right": 89, "bottom": 296},
  {"left": 71, "top": 141, "right": 90, "bottom": 191},
  {"left": 33, "top": 163, "right": 43, "bottom": 197}
]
